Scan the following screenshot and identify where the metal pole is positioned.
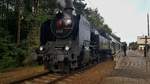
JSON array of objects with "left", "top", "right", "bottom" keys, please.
[
  {"left": 145, "top": 13, "right": 149, "bottom": 57},
  {"left": 148, "top": 13, "right": 149, "bottom": 36},
  {"left": 144, "top": 36, "right": 148, "bottom": 57}
]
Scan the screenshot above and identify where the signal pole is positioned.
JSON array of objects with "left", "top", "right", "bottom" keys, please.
[
  {"left": 144, "top": 13, "right": 150, "bottom": 57},
  {"left": 148, "top": 13, "right": 149, "bottom": 36},
  {"left": 144, "top": 36, "right": 148, "bottom": 57}
]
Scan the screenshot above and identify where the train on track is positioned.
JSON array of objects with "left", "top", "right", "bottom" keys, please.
[{"left": 36, "top": 0, "right": 122, "bottom": 73}]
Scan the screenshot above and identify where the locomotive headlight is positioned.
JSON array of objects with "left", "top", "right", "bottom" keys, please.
[
  {"left": 94, "top": 30, "right": 99, "bottom": 35},
  {"left": 85, "top": 46, "right": 89, "bottom": 50},
  {"left": 64, "top": 18, "right": 72, "bottom": 26},
  {"left": 65, "top": 46, "right": 70, "bottom": 51},
  {"left": 66, "top": 19, "right": 72, "bottom": 25},
  {"left": 39, "top": 46, "right": 43, "bottom": 51}
]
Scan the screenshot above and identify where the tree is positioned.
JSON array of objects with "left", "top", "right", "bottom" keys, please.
[
  {"left": 0, "top": 26, "right": 25, "bottom": 71},
  {"left": 0, "top": 0, "right": 115, "bottom": 70},
  {"left": 15, "top": 0, "right": 21, "bottom": 46},
  {"left": 83, "top": 8, "right": 112, "bottom": 34},
  {"left": 129, "top": 42, "right": 138, "bottom": 50},
  {"left": 102, "top": 24, "right": 112, "bottom": 34}
]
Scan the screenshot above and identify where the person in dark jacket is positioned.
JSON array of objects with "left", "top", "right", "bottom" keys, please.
[{"left": 122, "top": 42, "right": 127, "bottom": 56}]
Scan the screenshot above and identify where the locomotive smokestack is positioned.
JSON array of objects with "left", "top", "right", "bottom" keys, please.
[
  {"left": 56, "top": 0, "right": 74, "bottom": 11},
  {"left": 56, "top": 0, "right": 75, "bottom": 19}
]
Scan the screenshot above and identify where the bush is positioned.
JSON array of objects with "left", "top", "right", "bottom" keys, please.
[{"left": 0, "top": 27, "right": 26, "bottom": 71}]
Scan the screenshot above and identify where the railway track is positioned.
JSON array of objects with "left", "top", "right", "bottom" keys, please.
[
  {"left": 10, "top": 62, "right": 98, "bottom": 84},
  {"left": 11, "top": 70, "right": 85, "bottom": 84},
  {"left": 10, "top": 71, "right": 70, "bottom": 84},
  {"left": 20, "top": 73, "right": 69, "bottom": 84},
  {"left": 10, "top": 59, "right": 113, "bottom": 84}
]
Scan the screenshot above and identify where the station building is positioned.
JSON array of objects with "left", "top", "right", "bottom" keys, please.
[{"left": 137, "top": 36, "right": 150, "bottom": 50}]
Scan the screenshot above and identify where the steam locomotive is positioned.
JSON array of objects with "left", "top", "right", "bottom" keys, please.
[{"left": 37, "top": 0, "right": 122, "bottom": 73}]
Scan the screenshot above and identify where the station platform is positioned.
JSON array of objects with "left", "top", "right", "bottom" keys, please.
[{"left": 101, "top": 50, "right": 150, "bottom": 84}]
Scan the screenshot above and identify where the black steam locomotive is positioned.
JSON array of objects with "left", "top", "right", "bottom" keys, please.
[{"left": 37, "top": 0, "right": 121, "bottom": 73}]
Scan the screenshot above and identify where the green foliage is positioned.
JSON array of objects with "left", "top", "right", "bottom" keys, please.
[
  {"left": 84, "top": 8, "right": 112, "bottom": 34},
  {"left": 0, "top": 27, "right": 26, "bottom": 71},
  {"left": 84, "top": 8, "right": 104, "bottom": 26},
  {"left": 0, "top": 0, "right": 114, "bottom": 71},
  {"left": 129, "top": 42, "right": 138, "bottom": 50},
  {"left": 102, "top": 24, "right": 112, "bottom": 34}
]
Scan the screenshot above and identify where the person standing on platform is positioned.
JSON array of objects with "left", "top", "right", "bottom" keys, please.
[{"left": 122, "top": 42, "right": 127, "bottom": 56}]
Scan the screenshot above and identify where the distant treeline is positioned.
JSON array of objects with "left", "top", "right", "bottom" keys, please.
[{"left": 0, "top": 0, "right": 114, "bottom": 71}]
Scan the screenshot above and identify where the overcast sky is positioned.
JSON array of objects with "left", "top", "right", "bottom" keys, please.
[{"left": 85, "top": 0, "right": 150, "bottom": 43}]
